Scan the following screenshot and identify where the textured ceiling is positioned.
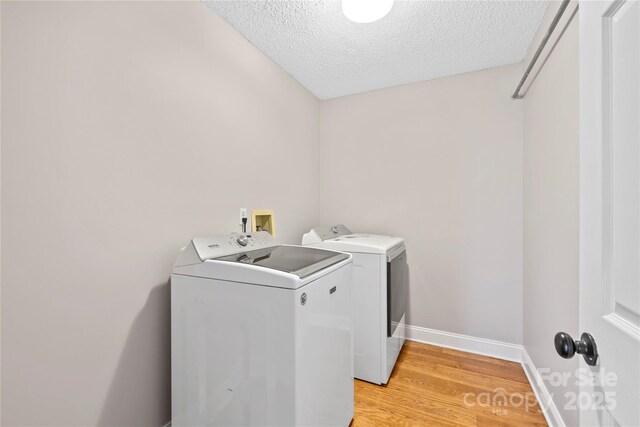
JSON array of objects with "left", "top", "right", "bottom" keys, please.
[{"left": 204, "top": 1, "right": 548, "bottom": 99}]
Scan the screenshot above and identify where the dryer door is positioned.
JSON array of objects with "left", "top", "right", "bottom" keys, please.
[{"left": 387, "top": 250, "right": 407, "bottom": 337}]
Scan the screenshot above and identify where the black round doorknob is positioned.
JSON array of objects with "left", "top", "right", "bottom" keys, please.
[
  {"left": 554, "top": 331, "right": 599, "bottom": 366},
  {"left": 554, "top": 332, "right": 576, "bottom": 359}
]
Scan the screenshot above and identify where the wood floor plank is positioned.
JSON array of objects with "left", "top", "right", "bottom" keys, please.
[
  {"left": 383, "top": 369, "right": 545, "bottom": 424},
  {"left": 354, "top": 391, "right": 461, "bottom": 427},
  {"left": 395, "top": 355, "right": 533, "bottom": 393},
  {"left": 353, "top": 341, "right": 548, "bottom": 426},
  {"left": 355, "top": 380, "right": 478, "bottom": 425},
  {"left": 476, "top": 414, "right": 548, "bottom": 427},
  {"left": 399, "top": 349, "right": 528, "bottom": 384}
]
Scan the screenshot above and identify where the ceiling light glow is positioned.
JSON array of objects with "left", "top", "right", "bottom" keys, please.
[{"left": 342, "top": 0, "right": 394, "bottom": 23}]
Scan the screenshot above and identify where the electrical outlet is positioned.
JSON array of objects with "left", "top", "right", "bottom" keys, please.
[{"left": 239, "top": 208, "right": 248, "bottom": 233}]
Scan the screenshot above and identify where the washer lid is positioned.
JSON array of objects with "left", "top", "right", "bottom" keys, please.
[{"left": 215, "top": 245, "right": 350, "bottom": 278}]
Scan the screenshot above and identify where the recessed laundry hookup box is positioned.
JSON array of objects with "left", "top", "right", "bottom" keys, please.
[{"left": 252, "top": 209, "right": 276, "bottom": 236}]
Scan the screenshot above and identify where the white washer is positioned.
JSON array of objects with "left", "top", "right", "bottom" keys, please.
[
  {"left": 302, "top": 225, "right": 407, "bottom": 385},
  {"left": 171, "top": 231, "right": 354, "bottom": 427}
]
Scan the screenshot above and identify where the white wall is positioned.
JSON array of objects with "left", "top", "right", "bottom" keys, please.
[
  {"left": 522, "top": 3, "right": 580, "bottom": 425},
  {"left": 319, "top": 64, "right": 524, "bottom": 344},
  {"left": 0, "top": 2, "right": 319, "bottom": 426}
]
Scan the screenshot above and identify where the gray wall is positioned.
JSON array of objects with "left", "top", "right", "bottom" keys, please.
[
  {"left": 1, "top": 2, "right": 319, "bottom": 426},
  {"left": 522, "top": 4, "right": 580, "bottom": 426},
  {"left": 319, "top": 64, "right": 524, "bottom": 344}
]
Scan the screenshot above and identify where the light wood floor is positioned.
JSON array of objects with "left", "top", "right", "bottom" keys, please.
[{"left": 352, "top": 341, "right": 548, "bottom": 426}]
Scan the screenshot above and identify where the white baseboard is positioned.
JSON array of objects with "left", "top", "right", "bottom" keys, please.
[
  {"left": 405, "top": 324, "right": 523, "bottom": 362},
  {"left": 521, "top": 348, "right": 566, "bottom": 427},
  {"left": 405, "top": 324, "right": 564, "bottom": 427}
]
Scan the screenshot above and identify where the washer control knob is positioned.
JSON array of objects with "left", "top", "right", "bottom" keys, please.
[{"left": 236, "top": 235, "right": 249, "bottom": 246}]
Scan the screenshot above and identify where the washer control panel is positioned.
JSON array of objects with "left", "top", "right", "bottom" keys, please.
[{"left": 192, "top": 231, "right": 278, "bottom": 260}]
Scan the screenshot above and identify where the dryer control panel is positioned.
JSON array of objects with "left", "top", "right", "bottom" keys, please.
[
  {"left": 192, "top": 231, "right": 278, "bottom": 260},
  {"left": 302, "top": 224, "right": 352, "bottom": 245}
]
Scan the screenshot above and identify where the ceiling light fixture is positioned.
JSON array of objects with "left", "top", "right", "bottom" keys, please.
[{"left": 342, "top": 0, "right": 394, "bottom": 23}]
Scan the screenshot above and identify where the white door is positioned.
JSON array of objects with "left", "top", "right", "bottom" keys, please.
[{"left": 580, "top": 1, "right": 640, "bottom": 426}]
